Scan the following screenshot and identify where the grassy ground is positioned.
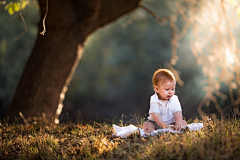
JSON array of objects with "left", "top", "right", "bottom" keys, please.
[{"left": 1, "top": 116, "right": 240, "bottom": 159}]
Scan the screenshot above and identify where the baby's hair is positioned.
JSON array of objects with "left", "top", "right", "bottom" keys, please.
[{"left": 152, "top": 68, "right": 176, "bottom": 86}]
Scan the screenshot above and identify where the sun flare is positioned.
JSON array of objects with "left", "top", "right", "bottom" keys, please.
[{"left": 225, "top": 48, "right": 235, "bottom": 65}]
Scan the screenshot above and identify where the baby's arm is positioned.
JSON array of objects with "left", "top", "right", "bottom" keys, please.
[
  {"left": 151, "top": 113, "right": 174, "bottom": 129},
  {"left": 173, "top": 111, "right": 186, "bottom": 131}
]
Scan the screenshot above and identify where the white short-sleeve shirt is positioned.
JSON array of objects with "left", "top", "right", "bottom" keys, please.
[{"left": 147, "top": 93, "right": 182, "bottom": 124}]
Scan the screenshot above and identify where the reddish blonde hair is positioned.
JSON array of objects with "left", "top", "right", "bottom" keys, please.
[{"left": 152, "top": 69, "right": 176, "bottom": 86}]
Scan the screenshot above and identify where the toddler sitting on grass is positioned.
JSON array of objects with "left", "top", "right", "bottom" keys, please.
[{"left": 143, "top": 68, "right": 187, "bottom": 133}]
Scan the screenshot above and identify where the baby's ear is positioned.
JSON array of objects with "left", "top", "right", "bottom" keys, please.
[{"left": 153, "top": 85, "right": 158, "bottom": 92}]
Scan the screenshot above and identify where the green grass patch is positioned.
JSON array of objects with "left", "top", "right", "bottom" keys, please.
[{"left": 1, "top": 116, "right": 240, "bottom": 159}]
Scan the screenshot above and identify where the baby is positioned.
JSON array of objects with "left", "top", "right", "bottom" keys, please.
[{"left": 143, "top": 68, "right": 187, "bottom": 133}]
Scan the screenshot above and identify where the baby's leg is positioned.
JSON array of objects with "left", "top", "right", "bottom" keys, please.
[{"left": 143, "top": 121, "right": 156, "bottom": 133}]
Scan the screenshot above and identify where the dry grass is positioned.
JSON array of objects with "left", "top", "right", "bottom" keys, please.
[{"left": 1, "top": 116, "right": 240, "bottom": 159}]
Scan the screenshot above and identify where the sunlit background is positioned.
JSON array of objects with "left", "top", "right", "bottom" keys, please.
[{"left": 0, "top": 0, "right": 239, "bottom": 123}]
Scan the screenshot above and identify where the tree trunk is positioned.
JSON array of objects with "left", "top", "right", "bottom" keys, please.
[{"left": 5, "top": 0, "right": 141, "bottom": 123}]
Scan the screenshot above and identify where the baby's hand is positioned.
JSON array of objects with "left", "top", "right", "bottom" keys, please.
[
  {"left": 174, "top": 122, "right": 182, "bottom": 131},
  {"left": 165, "top": 124, "right": 175, "bottom": 130}
]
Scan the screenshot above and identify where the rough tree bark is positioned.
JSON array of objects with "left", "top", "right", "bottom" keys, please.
[{"left": 5, "top": 0, "right": 141, "bottom": 123}]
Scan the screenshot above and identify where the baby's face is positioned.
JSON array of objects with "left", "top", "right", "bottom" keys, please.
[{"left": 154, "top": 80, "right": 176, "bottom": 100}]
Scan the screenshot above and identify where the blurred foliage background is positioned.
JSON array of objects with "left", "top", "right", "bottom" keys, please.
[
  {"left": 0, "top": 0, "right": 239, "bottom": 123},
  {"left": 0, "top": 0, "right": 39, "bottom": 118}
]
